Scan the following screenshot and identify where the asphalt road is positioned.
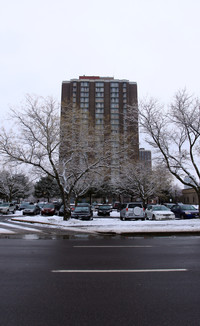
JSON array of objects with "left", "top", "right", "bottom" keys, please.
[{"left": 1, "top": 236, "right": 200, "bottom": 326}]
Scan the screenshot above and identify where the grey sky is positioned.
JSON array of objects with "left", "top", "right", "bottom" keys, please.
[{"left": 1, "top": 0, "right": 200, "bottom": 125}]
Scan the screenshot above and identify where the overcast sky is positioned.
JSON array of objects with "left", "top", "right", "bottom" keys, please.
[{"left": 1, "top": 0, "right": 200, "bottom": 130}]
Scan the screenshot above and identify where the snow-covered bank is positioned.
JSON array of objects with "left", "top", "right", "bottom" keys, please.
[{"left": 11, "top": 210, "right": 200, "bottom": 235}]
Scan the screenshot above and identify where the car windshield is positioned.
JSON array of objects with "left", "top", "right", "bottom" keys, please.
[
  {"left": 100, "top": 205, "right": 111, "bottom": 209},
  {"left": 74, "top": 207, "right": 89, "bottom": 212},
  {"left": 0, "top": 203, "right": 9, "bottom": 207},
  {"left": 128, "top": 204, "right": 142, "bottom": 208},
  {"left": 44, "top": 204, "right": 54, "bottom": 208},
  {"left": 25, "top": 205, "right": 35, "bottom": 209},
  {"left": 180, "top": 205, "right": 197, "bottom": 210},
  {"left": 152, "top": 206, "right": 170, "bottom": 211}
]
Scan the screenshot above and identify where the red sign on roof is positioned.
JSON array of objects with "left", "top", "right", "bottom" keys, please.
[{"left": 79, "top": 76, "right": 100, "bottom": 80}]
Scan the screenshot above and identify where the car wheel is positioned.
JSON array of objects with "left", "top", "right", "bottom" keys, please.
[
  {"left": 152, "top": 215, "right": 156, "bottom": 220},
  {"left": 120, "top": 216, "right": 125, "bottom": 221},
  {"left": 180, "top": 214, "right": 184, "bottom": 219}
]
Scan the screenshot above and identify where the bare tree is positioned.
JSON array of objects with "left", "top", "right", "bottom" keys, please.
[
  {"left": 0, "top": 95, "right": 128, "bottom": 219},
  {"left": 0, "top": 169, "right": 31, "bottom": 202},
  {"left": 139, "top": 89, "right": 200, "bottom": 211},
  {"left": 115, "top": 161, "right": 173, "bottom": 206}
]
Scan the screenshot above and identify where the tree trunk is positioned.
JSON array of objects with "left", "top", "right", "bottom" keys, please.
[
  {"left": 63, "top": 195, "right": 71, "bottom": 221},
  {"left": 197, "top": 191, "right": 200, "bottom": 219}
]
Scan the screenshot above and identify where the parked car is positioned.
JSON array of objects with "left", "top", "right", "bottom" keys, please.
[
  {"left": 58, "top": 205, "right": 64, "bottom": 216},
  {"left": 0, "top": 203, "right": 16, "bottom": 214},
  {"left": 120, "top": 202, "right": 145, "bottom": 221},
  {"left": 23, "top": 204, "right": 41, "bottom": 216},
  {"left": 77, "top": 203, "right": 93, "bottom": 216},
  {"left": 97, "top": 204, "right": 112, "bottom": 216},
  {"left": 18, "top": 202, "right": 30, "bottom": 210},
  {"left": 117, "top": 203, "right": 127, "bottom": 212},
  {"left": 145, "top": 205, "right": 175, "bottom": 220},
  {"left": 41, "top": 203, "right": 56, "bottom": 216},
  {"left": 70, "top": 204, "right": 75, "bottom": 212},
  {"left": 164, "top": 203, "right": 176, "bottom": 209},
  {"left": 53, "top": 201, "right": 62, "bottom": 213},
  {"left": 170, "top": 204, "right": 199, "bottom": 219},
  {"left": 71, "top": 206, "right": 93, "bottom": 220},
  {"left": 113, "top": 202, "right": 121, "bottom": 210}
]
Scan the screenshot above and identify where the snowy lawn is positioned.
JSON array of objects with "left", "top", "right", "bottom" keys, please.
[{"left": 11, "top": 210, "right": 200, "bottom": 234}]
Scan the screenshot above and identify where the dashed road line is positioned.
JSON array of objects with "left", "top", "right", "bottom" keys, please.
[
  {"left": 73, "top": 245, "right": 153, "bottom": 248},
  {"left": 51, "top": 269, "right": 188, "bottom": 273}
]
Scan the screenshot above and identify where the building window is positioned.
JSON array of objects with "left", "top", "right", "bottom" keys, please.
[
  {"left": 110, "top": 103, "right": 119, "bottom": 108},
  {"left": 111, "top": 114, "right": 119, "bottom": 119},
  {"left": 80, "top": 97, "right": 89, "bottom": 103},
  {"left": 96, "top": 87, "right": 104, "bottom": 92},
  {"left": 96, "top": 102, "right": 104, "bottom": 108},
  {"left": 96, "top": 108, "right": 104, "bottom": 113},
  {"left": 96, "top": 92, "right": 104, "bottom": 98},
  {"left": 110, "top": 93, "right": 119, "bottom": 98},
  {"left": 81, "top": 82, "right": 89, "bottom": 87},
  {"left": 111, "top": 109, "right": 119, "bottom": 114},
  {"left": 96, "top": 98, "right": 104, "bottom": 103},
  {"left": 95, "top": 113, "right": 104, "bottom": 119},
  {"left": 110, "top": 82, "right": 119, "bottom": 87},
  {"left": 96, "top": 82, "right": 104, "bottom": 87},
  {"left": 80, "top": 87, "right": 89, "bottom": 92},
  {"left": 80, "top": 92, "right": 89, "bottom": 97},
  {"left": 110, "top": 119, "right": 119, "bottom": 125},
  {"left": 96, "top": 119, "right": 104, "bottom": 125},
  {"left": 80, "top": 103, "right": 89, "bottom": 108},
  {"left": 111, "top": 98, "right": 119, "bottom": 103}
]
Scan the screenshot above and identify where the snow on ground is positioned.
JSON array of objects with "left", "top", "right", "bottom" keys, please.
[
  {"left": 11, "top": 210, "right": 200, "bottom": 234},
  {"left": 0, "top": 228, "right": 15, "bottom": 234}
]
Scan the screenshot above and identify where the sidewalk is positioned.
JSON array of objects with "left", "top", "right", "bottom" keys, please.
[{"left": 11, "top": 211, "right": 200, "bottom": 235}]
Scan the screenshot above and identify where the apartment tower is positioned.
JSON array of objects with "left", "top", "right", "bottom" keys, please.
[{"left": 61, "top": 76, "right": 139, "bottom": 180}]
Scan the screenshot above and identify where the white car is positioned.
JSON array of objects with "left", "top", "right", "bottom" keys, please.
[
  {"left": 0, "top": 203, "right": 16, "bottom": 214},
  {"left": 120, "top": 202, "right": 145, "bottom": 221},
  {"left": 145, "top": 205, "right": 175, "bottom": 220}
]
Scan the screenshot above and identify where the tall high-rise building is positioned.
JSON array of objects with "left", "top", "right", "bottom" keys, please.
[
  {"left": 61, "top": 76, "right": 139, "bottom": 180},
  {"left": 139, "top": 148, "right": 152, "bottom": 169}
]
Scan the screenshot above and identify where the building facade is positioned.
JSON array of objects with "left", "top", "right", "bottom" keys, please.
[
  {"left": 61, "top": 76, "right": 139, "bottom": 181},
  {"left": 139, "top": 148, "right": 152, "bottom": 169}
]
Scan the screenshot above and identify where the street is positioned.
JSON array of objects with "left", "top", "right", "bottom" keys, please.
[{"left": 1, "top": 236, "right": 200, "bottom": 326}]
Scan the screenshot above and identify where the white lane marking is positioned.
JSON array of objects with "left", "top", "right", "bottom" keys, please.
[
  {"left": 73, "top": 246, "right": 153, "bottom": 248},
  {"left": 0, "top": 228, "right": 15, "bottom": 234},
  {"left": 0, "top": 222, "right": 42, "bottom": 232},
  {"left": 51, "top": 269, "right": 188, "bottom": 273}
]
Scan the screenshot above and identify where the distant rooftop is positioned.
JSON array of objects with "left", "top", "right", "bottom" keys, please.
[
  {"left": 62, "top": 76, "right": 137, "bottom": 84},
  {"left": 79, "top": 75, "right": 114, "bottom": 80}
]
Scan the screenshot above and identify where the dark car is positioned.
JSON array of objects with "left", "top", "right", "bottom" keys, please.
[
  {"left": 41, "top": 203, "right": 56, "bottom": 216},
  {"left": 23, "top": 204, "right": 41, "bottom": 215},
  {"left": 171, "top": 204, "right": 199, "bottom": 219},
  {"left": 117, "top": 203, "right": 127, "bottom": 212},
  {"left": 71, "top": 206, "right": 93, "bottom": 220},
  {"left": 58, "top": 205, "right": 64, "bottom": 216},
  {"left": 97, "top": 204, "right": 112, "bottom": 216},
  {"left": 77, "top": 203, "right": 93, "bottom": 216}
]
